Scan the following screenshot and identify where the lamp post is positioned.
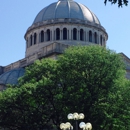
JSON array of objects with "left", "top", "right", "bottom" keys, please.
[{"left": 60, "top": 113, "right": 92, "bottom": 130}]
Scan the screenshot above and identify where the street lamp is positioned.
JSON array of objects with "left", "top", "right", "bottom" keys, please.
[
  {"left": 79, "top": 122, "right": 92, "bottom": 130},
  {"left": 60, "top": 113, "right": 92, "bottom": 130}
]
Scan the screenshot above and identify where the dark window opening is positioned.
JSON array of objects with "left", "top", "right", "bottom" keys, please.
[
  {"left": 80, "top": 29, "right": 84, "bottom": 41},
  {"left": 100, "top": 35, "right": 102, "bottom": 45},
  {"left": 30, "top": 35, "right": 32, "bottom": 46},
  {"left": 41, "top": 31, "right": 44, "bottom": 42},
  {"left": 73, "top": 28, "right": 77, "bottom": 40},
  {"left": 63, "top": 28, "right": 67, "bottom": 40},
  {"left": 34, "top": 33, "right": 37, "bottom": 44},
  {"left": 47, "top": 29, "right": 50, "bottom": 41},
  {"left": 94, "top": 32, "right": 97, "bottom": 43},
  {"left": 56, "top": 28, "right": 60, "bottom": 40},
  {"left": 89, "top": 31, "right": 92, "bottom": 42}
]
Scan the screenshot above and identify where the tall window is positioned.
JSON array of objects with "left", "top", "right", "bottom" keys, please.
[
  {"left": 103, "top": 37, "right": 105, "bottom": 45},
  {"left": 56, "top": 28, "right": 60, "bottom": 40},
  {"left": 89, "top": 31, "right": 92, "bottom": 42},
  {"left": 41, "top": 31, "right": 44, "bottom": 42},
  {"left": 26, "top": 38, "right": 28, "bottom": 48},
  {"left": 94, "top": 32, "right": 97, "bottom": 43},
  {"left": 47, "top": 29, "right": 50, "bottom": 41},
  {"left": 30, "top": 35, "right": 32, "bottom": 46},
  {"left": 63, "top": 28, "right": 67, "bottom": 40},
  {"left": 34, "top": 33, "right": 37, "bottom": 45},
  {"left": 80, "top": 29, "right": 84, "bottom": 41},
  {"left": 73, "top": 28, "right": 77, "bottom": 40},
  {"left": 100, "top": 35, "right": 102, "bottom": 45}
]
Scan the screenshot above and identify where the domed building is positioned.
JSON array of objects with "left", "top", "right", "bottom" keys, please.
[
  {"left": 25, "top": 0, "right": 108, "bottom": 57},
  {"left": 0, "top": 0, "right": 129, "bottom": 88}
]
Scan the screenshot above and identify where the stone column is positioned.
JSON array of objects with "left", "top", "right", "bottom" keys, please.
[
  {"left": 67, "top": 30, "right": 69, "bottom": 40},
  {"left": 32, "top": 35, "right": 34, "bottom": 45},
  {"left": 39, "top": 32, "right": 41, "bottom": 43},
  {"left": 71, "top": 29, "right": 73, "bottom": 40},
  {"left": 52, "top": 29, "right": 54, "bottom": 41},
  {"left": 54, "top": 30, "right": 56, "bottom": 40},
  {"left": 44, "top": 31, "right": 46, "bottom": 41},
  {"left": 78, "top": 30, "right": 80, "bottom": 41},
  {"left": 60, "top": 30, "right": 62, "bottom": 40}
]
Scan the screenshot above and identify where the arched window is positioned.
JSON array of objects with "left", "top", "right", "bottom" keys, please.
[
  {"left": 26, "top": 38, "right": 29, "bottom": 48},
  {"left": 30, "top": 35, "right": 32, "bottom": 46},
  {"left": 63, "top": 28, "right": 67, "bottom": 40},
  {"left": 103, "top": 37, "right": 105, "bottom": 45},
  {"left": 56, "top": 28, "right": 60, "bottom": 40},
  {"left": 34, "top": 33, "right": 37, "bottom": 45},
  {"left": 47, "top": 29, "right": 50, "bottom": 41},
  {"left": 100, "top": 35, "right": 102, "bottom": 45},
  {"left": 41, "top": 31, "right": 44, "bottom": 42},
  {"left": 73, "top": 28, "right": 77, "bottom": 40},
  {"left": 89, "top": 31, "right": 92, "bottom": 42},
  {"left": 94, "top": 32, "right": 97, "bottom": 43},
  {"left": 80, "top": 29, "right": 84, "bottom": 41}
]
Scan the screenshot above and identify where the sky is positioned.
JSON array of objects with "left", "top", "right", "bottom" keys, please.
[{"left": 0, "top": 0, "right": 129, "bottom": 66}]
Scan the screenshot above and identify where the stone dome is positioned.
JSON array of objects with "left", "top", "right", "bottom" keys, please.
[
  {"left": 33, "top": 0, "right": 100, "bottom": 25},
  {"left": 0, "top": 68, "right": 25, "bottom": 85}
]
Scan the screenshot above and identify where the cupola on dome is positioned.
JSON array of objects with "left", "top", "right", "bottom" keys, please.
[{"left": 33, "top": 0, "right": 100, "bottom": 25}]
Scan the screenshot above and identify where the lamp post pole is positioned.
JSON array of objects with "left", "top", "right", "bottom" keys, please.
[{"left": 60, "top": 112, "right": 92, "bottom": 130}]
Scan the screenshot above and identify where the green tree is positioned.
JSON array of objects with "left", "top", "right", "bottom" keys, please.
[
  {"left": 0, "top": 45, "right": 130, "bottom": 130},
  {"left": 57, "top": 45, "right": 130, "bottom": 129},
  {"left": 104, "top": 0, "right": 128, "bottom": 7},
  {"left": 0, "top": 59, "right": 62, "bottom": 130}
]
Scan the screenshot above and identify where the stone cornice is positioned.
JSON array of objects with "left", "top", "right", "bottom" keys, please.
[{"left": 24, "top": 18, "right": 108, "bottom": 39}]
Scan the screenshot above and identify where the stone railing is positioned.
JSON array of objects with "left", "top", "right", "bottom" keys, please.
[{"left": 3, "top": 42, "right": 69, "bottom": 73}]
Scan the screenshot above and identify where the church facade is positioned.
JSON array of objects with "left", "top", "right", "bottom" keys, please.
[{"left": 0, "top": 0, "right": 130, "bottom": 89}]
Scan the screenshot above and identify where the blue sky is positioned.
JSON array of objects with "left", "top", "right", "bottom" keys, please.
[{"left": 0, "top": 0, "right": 129, "bottom": 66}]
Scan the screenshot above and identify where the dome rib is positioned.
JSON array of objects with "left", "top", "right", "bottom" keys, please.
[
  {"left": 41, "top": 6, "right": 48, "bottom": 22},
  {"left": 32, "top": 0, "right": 101, "bottom": 26},
  {"left": 5, "top": 70, "right": 12, "bottom": 84},
  {"left": 67, "top": 0, "right": 70, "bottom": 18},
  {"left": 0, "top": 68, "right": 25, "bottom": 85},
  {"left": 86, "top": 7, "right": 95, "bottom": 24},
  {"left": 75, "top": 2, "right": 84, "bottom": 20},
  {"left": 54, "top": 1, "right": 61, "bottom": 19}
]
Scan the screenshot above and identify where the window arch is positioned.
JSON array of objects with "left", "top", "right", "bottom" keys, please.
[
  {"left": 63, "top": 28, "right": 67, "bottom": 40},
  {"left": 94, "top": 32, "right": 97, "bottom": 43},
  {"left": 56, "top": 28, "right": 60, "bottom": 40},
  {"left": 100, "top": 35, "right": 102, "bottom": 45},
  {"left": 47, "top": 29, "right": 50, "bottom": 41},
  {"left": 30, "top": 35, "right": 32, "bottom": 46},
  {"left": 89, "top": 31, "right": 92, "bottom": 42},
  {"left": 80, "top": 29, "right": 84, "bottom": 41},
  {"left": 41, "top": 30, "right": 44, "bottom": 42},
  {"left": 34, "top": 33, "right": 37, "bottom": 45},
  {"left": 73, "top": 28, "right": 77, "bottom": 40}
]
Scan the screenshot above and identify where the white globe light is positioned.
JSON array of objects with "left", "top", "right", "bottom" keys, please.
[
  {"left": 73, "top": 112, "right": 79, "bottom": 120},
  {"left": 79, "top": 122, "right": 86, "bottom": 129},
  {"left": 66, "top": 122, "right": 71, "bottom": 128},
  {"left": 86, "top": 123, "right": 92, "bottom": 130},
  {"left": 79, "top": 113, "right": 85, "bottom": 119},
  {"left": 67, "top": 113, "right": 73, "bottom": 120},
  {"left": 60, "top": 123, "right": 65, "bottom": 129}
]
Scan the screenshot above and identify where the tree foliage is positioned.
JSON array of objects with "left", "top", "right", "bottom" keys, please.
[
  {"left": 104, "top": 0, "right": 128, "bottom": 7},
  {"left": 0, "top": 45, "right": 130, "bottom": 130}
]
